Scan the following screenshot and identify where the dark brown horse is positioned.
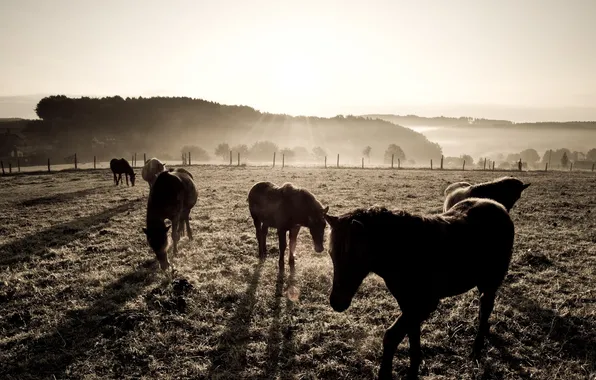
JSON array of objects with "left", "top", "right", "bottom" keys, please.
[
  {"left": 324, "top": 198, "right": 515, "bottom": 379},
  {"left": 443, "top": 176, "right": 530, "bottom": 212},
  {"left": 248, "top": 181, "right": 328, "bottom": 269},
  {"left": 143, "top": 168, "right": 198, "bottom": 270},
  {"left": 110, "top": 158, "right": 136, "bottom": 186}
]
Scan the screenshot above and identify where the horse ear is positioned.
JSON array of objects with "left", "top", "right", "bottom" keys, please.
[
  {"left": 522, "top": 183, "right": 531, "bottom": 190},
  {"left": 324, "top": 213, "right": 339, "bottom": 228},
  {"left": 165, "top": 225, "right": 171, "bottom": 232}
]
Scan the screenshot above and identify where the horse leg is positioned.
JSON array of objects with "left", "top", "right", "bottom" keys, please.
[
  {"left": 261, "top": 225, "right": 269, "bottom": 259},
  {"left": 113, "top": 172, "right": 117, "bottom": 185},
  {"left": 252, "top": 216, "right": 263, "bottom": 258},
  {"left": 288, "top": 226, "right": 300, "bottom": 268},
  {"left": 472, "top": 288, "right": 497, "bottom": 358},
  {"left": 378, "top": 315, "right": 409, "bottom": 380},
  {"left": 277, "top": 229, "right": 287, "bottom": 269},
  {"left": 117, "top": 173, "right": 122, "bottom": 185},
  {"left": 125, "top": 174, "right": 129, "bottom": 186},
  {"left": 185, "top": 211, "right": 193, "bottom": 240},
  {"left": 171, "top": 219, "right": 180, "bottom": 256}
]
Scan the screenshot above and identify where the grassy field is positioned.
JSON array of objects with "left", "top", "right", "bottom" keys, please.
[{"left": 0, "top": 167, "right": 594, "bottom": 380}]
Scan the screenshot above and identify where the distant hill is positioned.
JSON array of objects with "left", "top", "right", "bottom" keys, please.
[
  {"left": 365, "top": 114, "right": 596, "bottom": 130},
  {"left": 15, "top": 95, "right": 443, "bottom": 164}
]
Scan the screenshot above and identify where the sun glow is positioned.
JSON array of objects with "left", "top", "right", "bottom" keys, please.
[{"left": 272, "top": 53, "right": 320, "bottom": 100}]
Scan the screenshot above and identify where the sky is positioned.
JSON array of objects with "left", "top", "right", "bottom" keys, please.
[{"left": 1, "top": 0, "right": 596, "bottom": 120}]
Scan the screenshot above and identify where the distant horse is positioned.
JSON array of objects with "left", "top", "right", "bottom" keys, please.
[
  {"left": 109, "top": 158, "right": 136, "bottom": 187},
  {"left": 143, "top": 168, "right": 198, "bottom": 270},
  {"left": 141, "top": 158, "right": 167, "bottom": 188},
  {"left": 323, "top": 199, "right": 515, "bottom": 379},
  {"left": 248, "top": 181, "right": 329, "bottom": 269},
  {"left": 443, "top": 176, "right": 530, "bottom": 212}
]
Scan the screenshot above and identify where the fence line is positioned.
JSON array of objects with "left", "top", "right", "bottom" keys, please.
[{"left": 3, "top": 153, "right": 596, "bottom": 175}]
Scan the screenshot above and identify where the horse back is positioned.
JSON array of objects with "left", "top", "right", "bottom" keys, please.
[{"left": 248, "top": 182, "right": 310, "bottom": 228}]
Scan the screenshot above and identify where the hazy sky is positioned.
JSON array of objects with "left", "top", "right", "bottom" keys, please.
[{"left": 1, "top": 0, "right": 596, "bottom": 120}]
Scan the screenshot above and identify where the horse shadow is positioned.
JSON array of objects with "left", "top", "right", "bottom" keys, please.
[
  {"left": 0, "top": 197, "right": 143, "bottom": 266},
  {"left": 205, "top": 261, "right": 265, "bottom": 378},
  {"left": 264, "top": 265, "right": 298, "bottom": 380},
  {"left": 18, "top": 185, "right": 113, "bottom": 207},
  {"left": 0, "top": 262, "right": 156, "bottom": 378}
]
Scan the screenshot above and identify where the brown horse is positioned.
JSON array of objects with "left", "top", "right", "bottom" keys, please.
[
  {"left": 324, "top": 198, "right": 515, "bottom": 379},
  {"left": 143, "top": 168, "right": 198, "bottom": 270},
  {"left": 110, "top": 158, "right": 136, "bottom": 186},
  {"left": 443, "top": 176, "right": 530, "bottom": 212},
  {"left": 248, "top": 181, "right": 328, "bottom": 269}
]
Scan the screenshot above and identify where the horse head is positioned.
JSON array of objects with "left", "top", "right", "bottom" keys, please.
[
  {"left": 323, "top": 210, "right": 370, "bottom": 312},
  {"left": 308, "top": 205, "right": 329, "bottom": 253}
]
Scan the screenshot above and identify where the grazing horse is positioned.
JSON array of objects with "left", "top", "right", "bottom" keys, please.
[
  {"left": 110, "top": 158, "right": 136, "bottom": 187},
  {"left": 324, "top": 199, "right": 515, "bottom": 379},
  {"left": 141, "top": 158, "right": 167, "bottom": 188},
  {"left": 248, "top": 181, "right": 329, "bottom": 269},
  {"left": 143, "top": 168, "right": 198, "bottom": 270},
  {"left": 443, "top": 176, "right": 530, "bottom": 212}
]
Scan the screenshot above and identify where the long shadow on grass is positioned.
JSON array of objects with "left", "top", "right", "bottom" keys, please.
[
  {"left": 490, "top": 286, "right": 596, "bottom": 374},
  {"left": 206, "top": 260, "right": 265, "bottom": 379},
  {"left": 0, "top": 197, "right": 144, "bottom": 266},
  {"left": 0, "top": 262, "right": 156, "bottom": 379},
  {"left": 18, "top": 184, "right": 113, "bottom": 207},
  {"left": 264, "top": 266, "right": 298, "bottom": 380}
]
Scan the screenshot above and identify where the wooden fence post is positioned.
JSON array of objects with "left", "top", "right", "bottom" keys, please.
[
  {"left": 74, "top": 153, "right": 78, "bottom": 169},
  {"left": 282, "top": 154, "right": 285, "bottom": 169},
  {"left": 144, "top": 153, "right": 146, "bottom": 164},
  {"left": 273, "top": 152, "right": 276, "bottom": 167},
  {"left": 570, "top": 162, "right": 573, "bottom": 171},
  {"left": 94, "top": 156, "right": 96, "bottom": 169},
  {"left": 337, "top": 154, "right": 339, "bottom": 168},
  {"left": 545, "top": 163, "right": 548, "bottom": 172},
  {"left": 592, "top": 163, "right": 595, "bottom": 172},
  {"left": 48, "top": 158, "right": 51, "bottom": 173},
  {"left": 463, "top": 160, "right": 466, "bottom": 171},
  {"left": 17, "top": 158, "right": 20, "bottom": 173},
  {"left": 8, "top": 162, "right": 11, "bottom": 174},
  {"left": 492, "top": 162, "right": 495, "bottom": 171},
  {"left": 484, "top": 158, "right": 487, "bottom": 170},
  {"left": 440, "top": 155, "right": 444, "bottom": 170},
  {"left": 391, "top": 154, "right": 394, "bottom": 169},
  {"left": 0, "top": 161, "right": 4, "bottom": 175},
  {"left": 230, "top": 151, "right": 232, "bottom": 165},
  {"left": 133, "top": 154, "right": 136, "bottom": 166},
  {"left": 398, "top": 158, "right": 401, "bottom": 169},
  {"left": 362, "top": 157, "right": 364, "bottom": 169},
  {"left": 188, "top": 152, "right": 191, "bottom": 166},
  {"left": 237, "top": 152, "right": 240, "bottom": 166},
  {"left": 430, "top": 159, "right": 433, "bottom": 170},
  {"left": 324, "top": 156, "right": 327, "bottom": 168}
]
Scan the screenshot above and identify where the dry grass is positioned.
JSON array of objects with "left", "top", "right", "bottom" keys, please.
[{"left": 0, "top": 167, "right": 594, "bottom": 380}]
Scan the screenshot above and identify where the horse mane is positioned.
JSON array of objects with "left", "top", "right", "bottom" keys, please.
[{"left": 339, "top": 206, "right": 443, "bottom": 230}]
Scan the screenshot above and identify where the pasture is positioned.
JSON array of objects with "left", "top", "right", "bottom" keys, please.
[{"left": 0, "top": 167, "right": 594, "bottom": 379}]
